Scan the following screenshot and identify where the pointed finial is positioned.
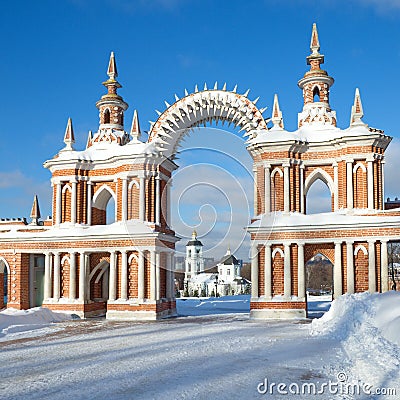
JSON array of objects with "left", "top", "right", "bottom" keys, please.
[
  {"left": 310, "top": 23, "right": 320, "bottom": 55},
  {"left": 350, "top": 88, "right": 367, "bottom": 127},
  {"left": 86, "top": 130, "right": 93, "bottom": 149},
  {"left": 107, "top": 51, "right": 118, "bottom": 80},
  {"left": 63, "top": 118, "right": 75, "bottom": 150},
  {"left": 271, "top": 94, "right": 284, "bottom": 129},
  {"left": 30, "top": 195, "right": 41, "bottom": 225},
  {"left": 130, "top": 110, "right": 141, "bottom": 140},
  {"left": 184, "top": 88, "right": 189, "bottom": 96},
  {"left": 192, "top": 229, "right": 197, "bottom": 239},
  {"left": 226, "top": 244, "right": 231, "bottom": 256}
]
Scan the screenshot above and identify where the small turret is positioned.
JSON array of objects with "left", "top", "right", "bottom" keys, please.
[
  {"left": 297, "top": 23, "right": 336, "bottom": 128},
  {"left": 95, "top": 52, "right": 128, "bottom": 131}
]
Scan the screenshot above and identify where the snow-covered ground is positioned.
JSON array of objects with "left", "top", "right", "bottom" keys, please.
[{"left": 0, "top": 293, "right": 398, "bottom": 399}]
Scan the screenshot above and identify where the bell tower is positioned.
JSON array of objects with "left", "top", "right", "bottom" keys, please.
[{"left": 297, "top": 23, "right": 336, "bottom": 127}]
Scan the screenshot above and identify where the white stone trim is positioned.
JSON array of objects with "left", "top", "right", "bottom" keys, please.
[
  {"left": 272, "top": 247, "right": 284, "bottom": 259},
  {"left": 354, "top": 244, "right": 368, "bottom": 256},
  {"left": 353, "top": 162, "right": 367, "bottom": 173}
]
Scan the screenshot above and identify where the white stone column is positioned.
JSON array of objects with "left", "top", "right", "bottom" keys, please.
[
  {"left": 283, "top": 163, "right": 290, "bottom": 213},
  {"left": 334, "top": 242, "right": 342, "bottom": 299},
  {"left": 264, "top": 244, "right": 272, "bottom": 298},
  {"left": 79, "top": 252, "right": 86, "bottom": 301},
  {"left": 284, "top": 244, "right": 291, "bottom": 298},
  {"left": 69, "top": 252, "right": 76, "bottom": 300},
  {"left": 346, "top": 241, "right": 354, "bottom": 294},
  {"left": 86, "top": 181, "right": 92, "bottom": 225},
  {"left": 155, "top": 175, "right": 161, "bottom": 225},
  {"left": 297, "top": 243, "right": 305, "bottom": 299},
  {"left": 138, "top": 251, "right": 145, "bottom": 300},
  {"left": 139, "top": 176, "right": 146, "bottom": 222},
  {"left": 155, "top": 251, "right": 161, "bottom": 300},
  {"left": 368, "top": 240, "right": 376, "bottom": 293},
  {"left": 71, "top": 180, "right": 77, "bottom": 224},
  {"left": 381, "top": 160, "right": 386, "bottom": 211},
  {"left": 150, "top": 250, "right": 156, "bottom": 301},
  {"left": 346, "top": 160, "right": 353, "bottom": 209},
  {"left": 120, "top": 250, "right": 128, "bottom": 300},
  {"left": 381, "top": 240, "right": 389, "bottom": 292},
  {"left": 300, "top": 165, "right": 305, "bottom": 214},
  {"left": 333, "top": 162, "right": 339, "bottom": 211},
  {"left": 367, "top": 158, "right": 374, "bottom": 209},
  {"left": 166, "top": 252, "right": 172, "bottom": 299},
  {"left": 264, "top": 164, "right": 271, "bottom": 213},
  {"left": 55, "top": 182, "right": 62, "bottom": 225},
  {"left": 122, "top": 178, "right": 128, "bottom": 221},
  {"left": 253, "top": 167, "right": 258, "bottom": 216},
  {"left": 109, "top": 251, "right": 117, "bottom": 301},
  {"left": 251, "top": 243, "right": 259, "bottom": 298},
  {"left": 44, "top": 252, "right": 52, "bottom": 300},
  {"left": 170, "top": 253, "right": 175, "bottom": 299},
  {"left": 166, "top": 181, "right": 172, "bottom": 227},
  {"left": 53, "top": 252, "right": 60, "bottom": 300}
]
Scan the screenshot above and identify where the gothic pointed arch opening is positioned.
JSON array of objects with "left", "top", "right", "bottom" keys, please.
[
  {"left": 305, "top": 252, "right": 333, "bottom": 318},
  {"left": 0, "top": 257, "right": 10, "bottom": 308},
  {"left": 92, "top": 185, "right": 117, "bottom": 225},
  {"left": 304, "top": 168, "right": 334, "bottom": 214}
]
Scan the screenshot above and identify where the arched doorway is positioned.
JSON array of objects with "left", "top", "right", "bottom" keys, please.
[
  {"left": 305, "top": 253, "right": 333, "bottom": 318},
  {"left": 88, "top": 259, "right": 110, "bottom": 304}
]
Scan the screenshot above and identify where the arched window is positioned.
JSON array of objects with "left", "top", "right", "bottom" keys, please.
[
  {"left": 306, "top": 179, "right": 332, "bottom": 214},
  {"left": 103, "top": 109, "right": 110, "bottom": 124},
  {"left": 313, "top": 86, "right": 320, "bottom": 102},
  {"left": 92, "top": 185, "right": 116, "bottom": 225}
]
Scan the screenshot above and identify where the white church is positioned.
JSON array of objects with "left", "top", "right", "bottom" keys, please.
[{"left": 183, "top": 231, "right": 250, "bottom": 297}]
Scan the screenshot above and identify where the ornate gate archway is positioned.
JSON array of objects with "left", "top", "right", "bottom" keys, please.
[{"left": 147, "top": 85, "right": 268, "bottom": 158}]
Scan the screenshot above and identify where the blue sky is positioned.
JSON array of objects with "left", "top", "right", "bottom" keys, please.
[{"left": 1, "top": 0, "right": 400, "bottom": 259}]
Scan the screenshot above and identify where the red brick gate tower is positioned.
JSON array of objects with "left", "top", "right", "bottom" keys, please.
[
  {"left": 0, "top": 53, "right": 178, "bottom": 319},
  {"left": 247, "top": 24, "right": 399, "bottom": 318}
]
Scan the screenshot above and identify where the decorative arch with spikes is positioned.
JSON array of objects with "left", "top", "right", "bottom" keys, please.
[{"left": 147, "top": 85, "right": 268, "bottom": 158}]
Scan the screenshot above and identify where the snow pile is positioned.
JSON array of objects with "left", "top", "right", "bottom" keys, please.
[
  {"left": 0, "top": 307, "right": 74, "bottom": 340},
  {"left": 311, "top": 292, "right": 400, "bottom": 388},
  {"left": 177, "top": 295, "right": 250, "bottom": 316},
  {"left": 310, "top": 291, "right": 400, "bottom": 345}
]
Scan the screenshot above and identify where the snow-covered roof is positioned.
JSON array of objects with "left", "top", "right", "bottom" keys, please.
[
  {"left": 249, "top": 124, "right": 387, "bottom": 146},
  {"left": 0, "top": 220, "right": 170, "bottom": 242}
]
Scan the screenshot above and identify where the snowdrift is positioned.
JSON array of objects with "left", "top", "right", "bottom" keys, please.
[
  {"left": 311, "top": 291, "right": 400, "bottom": 388},
  {"left": 310, "top": 291, "right": 400, "bottom": 346},
  {"left": 0, "top": 307, "right": 73, "bottom": 340}
]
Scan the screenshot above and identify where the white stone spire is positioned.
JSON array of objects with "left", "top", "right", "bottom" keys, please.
[
  {"left": 63, "top": 118, "right": 75, "bottom": 150},
  {"left": 350, "top": 88, "right": 367, "bottom": 127},
  {"left": 271, "top": 94, "right": 284, "bottom": 129},
  {"left": 130, "top": 110, "right": 141, "bottom": 141},
  {"left": 29, "top": 195, "right": 41, "bottom": 225}
]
